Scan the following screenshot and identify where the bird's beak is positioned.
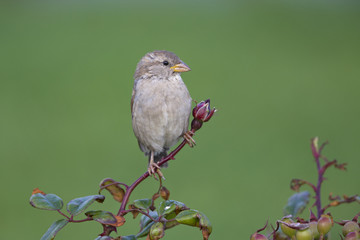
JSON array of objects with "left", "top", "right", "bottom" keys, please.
[{"left": 170, "top": 62, "right": 191, "bottom": 72}]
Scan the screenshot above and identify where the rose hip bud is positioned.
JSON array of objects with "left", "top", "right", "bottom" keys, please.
[
  {"left": 342, "top": 221, "right": 360, "bottom": 237},
  {"left": 192, "top": 99, "right": 216, "bottom": 122},
  {"left": 308, "top": 221, "right": 320, "bottom": 239},
  {"left": 345, "top": 231, "right": 360, "bottom": 240},
  {"left": 149, "top": 222, "right": 165, "bottom": 240},
  {"left": 296, "top": 228, "right": 314, "bottom": 240},
  {"left": 317, "top": 214, "right": 333, "bottom": 236},
  {"left": 280, "top": 218, "right": 297, "bottom": 238},
  {"left": 250, "top": 233, "right": 268, "bottom": 240}
]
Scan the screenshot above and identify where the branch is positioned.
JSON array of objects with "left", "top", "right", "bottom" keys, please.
[
  {"left": 118, "top": 134, "right": 192, "bottom": 216},
  {"left": 115, "top": 99, "right": 216, "bottom": 219},
  {"left": 322, "top": 195, "right": 359, "bottom": 212}
]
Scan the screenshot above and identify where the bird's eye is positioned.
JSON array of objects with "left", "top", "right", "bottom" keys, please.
[{"left": 163, "top": 60, "right": 169, "bottom": 66}]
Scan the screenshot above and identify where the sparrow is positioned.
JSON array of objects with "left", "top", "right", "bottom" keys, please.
[{"left": 131, "top": 50, "right": 194, "bottom": 178}]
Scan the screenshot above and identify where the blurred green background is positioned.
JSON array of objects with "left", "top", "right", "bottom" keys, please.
[{"left": 1, "top": 0, "right": 359, "bottom": 239}]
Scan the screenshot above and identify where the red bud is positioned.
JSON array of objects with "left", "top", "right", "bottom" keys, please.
[{"left": 192, "top": 99, "right": 216, "bottom": 123}]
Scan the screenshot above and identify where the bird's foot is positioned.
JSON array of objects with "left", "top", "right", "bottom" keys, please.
[
  {"left": 184, "top": 131, "right": 196, "bottom": 147},
  {"left": 148, "top": 162, "right": 165, "bottom": 180}
]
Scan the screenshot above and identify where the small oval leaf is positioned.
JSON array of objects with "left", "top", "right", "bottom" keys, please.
[
  {"left": 99, "top": 178, "right": 125, "bottom": 203},
  {"left": 133, "top": 199, "right": 152, "bottom": 210},
  {"left": 30, "top": 193, "right": 63, "bottom": 211},
  {"left": 40, "top": 219, "right": 68, "bottom": 240},
  {"left": 139, "top": 211, "right": 158, "bottom": 230},
  {"left": 109, "top": 215, "right": 126, "bottom": 227},
  {"left": 159, "top": 187, "right": 170, "bottom": 200},
  {"left": 136, "top": 222, "right": 155, "bottom": 238},
  {"left": 283, "top": 191, "right": 310, "bottom": 217},
  {"left": 175, "top": 210, "right": 199, "bottom": 227},
  {"left": 175, "top": 210, "right": 212, "bottom": 239},
  {"left": 67, "top": 195, "right": 105, "bottom": 216},
  {"left": 85, "top": 210, "right": 117, "bottom": 225},
  {"left": 158, "top": 200, "right": 186, "bottom": 216}
]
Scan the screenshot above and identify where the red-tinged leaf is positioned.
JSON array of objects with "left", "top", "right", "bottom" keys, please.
[
  {"left": 108, "top": 215, "right": 126, "bottom": 227},
  {"left": 40, "top": 219, "right": 68, "bottom": 240},
  {"left": 32, "top": 188, "right": 45, "bottom": 195},
  {"left": 30, "top": 193, "right": 63, "bottom": 211},
  {"left": 128, "top": 204, "right": 140, "bottom": 219},
  {"left": 66, "top": 195, "right": 105, "bottom": 216},
  {"left": 85, "top": 210, "right": 117, "bottom": 225},
  {"left": 279, "top": 220, "right": 309, "bottom": 231},
  {"left": 159, "top": 187, "right": 170, "bottom": 200},
  {"left": 99, "top": 178, "right": 125, "bottom": 203},
  {"left": 335, "top": 162, "right": 347, "bottom": 171}
]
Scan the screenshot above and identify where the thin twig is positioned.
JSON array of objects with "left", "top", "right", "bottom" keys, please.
[
  {"left": 322, "top": 195, "right": 359, "bottom": 212},
  {"left": 57, "top": 210, "right": 70, "bottom": 220}
]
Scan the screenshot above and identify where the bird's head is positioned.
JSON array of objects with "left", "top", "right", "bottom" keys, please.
[{"left": 134, "top": 50, "right": 191, "bottom": 79}]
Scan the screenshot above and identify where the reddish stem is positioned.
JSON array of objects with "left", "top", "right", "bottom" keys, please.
[
  {"left": 314, "top": 153, "right": 323, "bottom": 218},
  {"left": 117, "top": 130, "right": 194, "bottom": 216},
  {"left": 57, "top": 210, "right": 70, "bottom": 219},
  {"left": 313, "top": 140, "right": 329, "bottom": 218},
  {"left": 69, "top": 217, "right": 93, "bottom": 223}
]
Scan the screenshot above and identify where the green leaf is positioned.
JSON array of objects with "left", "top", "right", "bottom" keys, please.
[
  {"left": 284, "top": 191, "right": 310, "bottom": 216},
  {"left": 175, "top": 210, "right": 199, "bottom": 227},
  {"left": 120, "top": 235, "right": 137, "bottom": 240},
  {"left": 198, "top": 211, "right": 212, "bottom": 239},
  {"left": 67, "top": 195, "right": 105, "bottom": 216},
  {"left": 40, "top": 219, "right": 68, "bottom": 240},
  {"left": 30, "top": 193, "right": 63, "bottom": 211},
  {"left": 136, "top": 222, "right": 155, "bottom": 238},
  {"left": 139, "top": 211, "right": 158, "bottom": 230},
  {"left": 164, "top": 219, "right": 179, "bottom": 229},
  {"left": 158, "top": 200, "right": 186, "bottom": 216},
  {"left": 85, "top": 210, "right": 117, "bottom": 225},
  {"left": 133, "top": 199, "right": 152, "bottom": 210},
  {"left": 175, "top": 210, "right": 212, "bottom": 240}
]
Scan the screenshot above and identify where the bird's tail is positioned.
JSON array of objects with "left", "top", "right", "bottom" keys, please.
[{"left": 151, "top": 151, "right": 168, "bottom": 168}]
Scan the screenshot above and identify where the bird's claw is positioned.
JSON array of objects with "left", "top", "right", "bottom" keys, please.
[
  {"left": 184, "top": 131, "right": 196, "bottom": 147},
  {"left": 148, "top": 162, "right": 165, "bottom": 180}
]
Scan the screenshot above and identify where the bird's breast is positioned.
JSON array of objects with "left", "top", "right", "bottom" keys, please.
[{"left": 132, "top": 75, "right": 192, "bottom": 152}]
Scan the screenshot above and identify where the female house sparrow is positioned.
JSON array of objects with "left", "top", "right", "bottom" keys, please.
[{"left": 131, "top": 50, "right": 193, "bottom": 177}]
